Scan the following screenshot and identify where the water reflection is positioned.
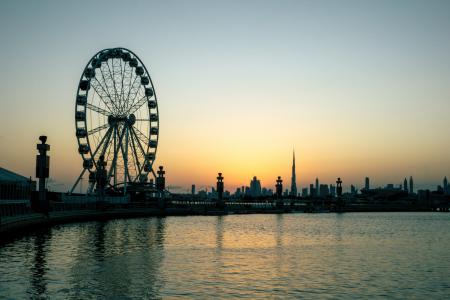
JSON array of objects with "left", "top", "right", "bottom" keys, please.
[
  {"left": 29, "top": 229, "right": 51, "bottom": 298},
  {"left": 216, "top": 216, "right": 224, "bottom": 252},
  {"left": 275, "top": 214, "right": 284, "bottom": 249},
  {"left": 2, "top": 213, "right": 450, "bottom": 299},
  {"left": 153, "top": 217, "right": 166, "bottom": 248},
  {"left": 59, "top": 218, "right": 167, "bottom": 299},
  {"left": 94, "top": 222, "right": 106, "bottom": 261}
]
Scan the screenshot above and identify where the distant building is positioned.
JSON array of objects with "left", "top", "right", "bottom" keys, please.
[
  {"left": 244, "top": 186, "right": 250, "bottom": 196},
  {"left": 234, "top": 187, "right": 242, "bottom": 198},
  {"left": 391, "top": 184, "right": 403, "bottom": 191},
  {"left": 417, "top": 189, "right": 430, "bottom": 205},
  {"left": 250, "top": 176, "right": 261, "bottom": 197},
  {"left": 290, "top": 150, "right": 297, "bottom": 196},
  {"left": 444, "top": 177, "right": 448, "bottom": 195},
  {"left": 365, "top": 177, "right": 370, "bottom": 190},
  {"left": 191, "top": 184, "right": 196, "bottom": 195},
  {"left": 208, "top": 187, "right": 217, "bottom": 200},
  {"left": 403, "top": 178, "right": 408, "bottom": 192},
  {"left": 302, "top": 188, "right": 308, "bottom": 197},
  {"left": 315, "top": 178, "right": 319, "bottom": 197},
  {"left": 330, "top": 184, "right": 336, "bottom": 197},
  {"left": 0, "top": 167, "right": 36, "bottom": 201},
  {"left": 198, "top": 190, "right": 207, "bottom": 199},
  {"left": 309, "top": 184, "right": 315, "bottom": 198},
  {"left": 350, "top": 185, "right": 357, "bottom": 195},
  {"left": 409, "top": 176, "right": 414, "bottom": 194},
  {"left": 264, "top": 188, "right": 274, "bottom": 196},
  {"left": 262, "top": 187, "right": 268, "bottom": 196},
  {"left": 319, "top": 184, "right": 329, "bottom": 197}
]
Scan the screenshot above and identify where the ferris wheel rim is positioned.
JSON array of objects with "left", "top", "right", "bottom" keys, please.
[{"left": 74, "top": 47, "right": 159, "bottom": 189}]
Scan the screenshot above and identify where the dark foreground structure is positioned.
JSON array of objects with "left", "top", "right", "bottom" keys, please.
[{"left": 1, "top": 191, "right": 449, "bottom": 243}]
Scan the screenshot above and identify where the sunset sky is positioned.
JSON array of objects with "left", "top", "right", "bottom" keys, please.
[{"left": 0, "top": 0, "right": 449, "bottom": 192}]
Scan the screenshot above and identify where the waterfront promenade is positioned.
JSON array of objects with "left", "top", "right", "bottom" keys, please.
[{"left": 1, "top": 197, "right": 447, "bottom": 243}]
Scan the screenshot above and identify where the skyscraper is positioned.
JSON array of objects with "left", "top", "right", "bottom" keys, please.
[
  {"left": 365, "top": 177, "right": 370, "bottom": 190},
  {"left": 290, "top": 150, "right": 297, "bottom": 196},
  {"left": 315, "top": 177, "right": 319, "bottom": 197},
  {"left": 409, "top": 176, "right": 414, "bottom": 194},
  {"left": 351, "top": 185, "right": 357, "bottom": 195},
  {"left": 444, "top": 176, "right": 448, "bottom": 195},
  {"left": 302, "top": 188, "right": 308, "bottom": 197},
  {"left": 330, "top": 184, "right": 336, "bottom": 196},
  {"left": 250, "top": 176, "right": 261, "bottom": 197},
  {"left": 309, "top": 184, "right": 315, "bottom": 197},
  {"left": 403, "top": 178, "right": 408, "bottom": 192}
]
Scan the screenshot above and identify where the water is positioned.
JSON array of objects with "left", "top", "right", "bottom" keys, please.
[{"left": 1, "top": 213, "right": 450, "bottom": 299}]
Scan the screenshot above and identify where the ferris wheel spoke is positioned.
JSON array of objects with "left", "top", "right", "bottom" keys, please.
[
  {"left": 88, "top": 123, "right": 109, "bottom": 135},
  {"left": 119, "top": 59, "right": 126, "bottom": 114},
  {"left": 112, "top": 126, "right": 118, "bottom": 186},
  {"left": 127, "top": 82, "right": 144, "bottom": 112},
  {"left": 132, "top": 126, "right": 150, "bottom": 145},
  {"left": 90, "top": 126, "right": 113, "bottom": 158},
  {"left": 107, "top": 125, "right": 127, "bottom": 181},
  {"left": 119, "top": 127, "right": 132, "bottom": 183},
  {"left": 104, "top": 125, "right": 116, "bottom": 163},
  {"left": 98, "top": 67, "right": 121, "bottom": 113},
  {"left": 123, "top": 74, "right": 139, "bottom": 112},
  {"left": 98, "top": 127, "right": 114, "bottom": 159},
  {"left": 91, "top": 77, "right": 117, "bottom": 113},
  {"left": 86, "top": 103, "right": 111, "bottom": 116},
  {"left": 121, "top": 60, "right": 133, "bottom": 113},
  {"left": 129, "top": 128, "right": 144, "bottom": 177},
  {"left": 130, "top": 127, "right": 147, "bottom": 157},
  {"left": 129, "top": 135, "right": 141, "bottom": 181},
  {"left": 121, "top": 66, "right": 135, "bottom": 113},
  {"left": 127, "top": 96, "right": 148, "bottom": 115},
  {"left": 106, "top": 60, "right": 121, "bottom": 113}
]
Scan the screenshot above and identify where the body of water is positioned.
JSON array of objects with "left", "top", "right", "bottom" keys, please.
[{"left": 1, "top": 213, "right": 450, "bottom": 299}]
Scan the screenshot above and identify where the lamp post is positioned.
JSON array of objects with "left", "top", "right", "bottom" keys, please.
[
  {"left": 216, "top": 173, "right": 224, "bottom": 208},
  {"left": 36, "top": 136, "right": 50, "bottom": 214},
  {"left": 275, "top": 176, "right": 283, "bottom": 209},
  {"left": 156, "top": 166, "right": 166, "bottom": 209},
  {"left": 336, "top": 177, "right": 344, "bottom": 212}
]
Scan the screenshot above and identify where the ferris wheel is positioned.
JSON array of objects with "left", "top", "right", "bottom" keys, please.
[{"left": 70, "top": 48, "right": 159, "bottom": 194}]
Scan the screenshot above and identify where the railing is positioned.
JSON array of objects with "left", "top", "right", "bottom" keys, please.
[{"left": 0, "top": 201, "right": 32, "bottom": 217}]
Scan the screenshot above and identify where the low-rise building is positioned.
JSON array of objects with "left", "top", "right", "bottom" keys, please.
[{"left": 0, "top": 167, "right": 36, "bottom": 202}]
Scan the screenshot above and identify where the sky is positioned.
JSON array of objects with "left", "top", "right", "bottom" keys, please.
[{"left": 0, "top": 0, "right": 449, "bottom": 193}]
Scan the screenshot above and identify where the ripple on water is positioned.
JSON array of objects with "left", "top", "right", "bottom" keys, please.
[{"left": 1, "top": 213, "right": 450, "bottom": 299}]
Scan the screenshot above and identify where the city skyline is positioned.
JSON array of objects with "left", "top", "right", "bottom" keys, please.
[{"left": 0, "top": 0, "right": 449, "bottom": 192}]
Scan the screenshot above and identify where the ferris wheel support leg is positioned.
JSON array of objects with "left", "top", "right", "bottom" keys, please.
[
  {"left": 113, "top": 126, "right": 117, "bottom": 187},
  {"left": 151, "top": 168, "right": 157, "bottom": 180},
  {"left": 123, "top": 126, "right": 130, "bottom": 194},
  {"left": 70, "top": 168, "right": 87, "bottom": 194}
]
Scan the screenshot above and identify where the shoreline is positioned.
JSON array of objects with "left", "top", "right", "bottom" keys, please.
[{"left": 0, "top": 205, "right": 440, "bottom": 245}]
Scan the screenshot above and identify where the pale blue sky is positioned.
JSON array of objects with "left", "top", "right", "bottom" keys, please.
[{"left": 0, "top": 0, "right": 449, "bottom": 192}]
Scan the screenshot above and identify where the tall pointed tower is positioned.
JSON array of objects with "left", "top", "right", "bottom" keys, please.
[{"left": 290, "top": 150, "right": 297, "bottom": 196}]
